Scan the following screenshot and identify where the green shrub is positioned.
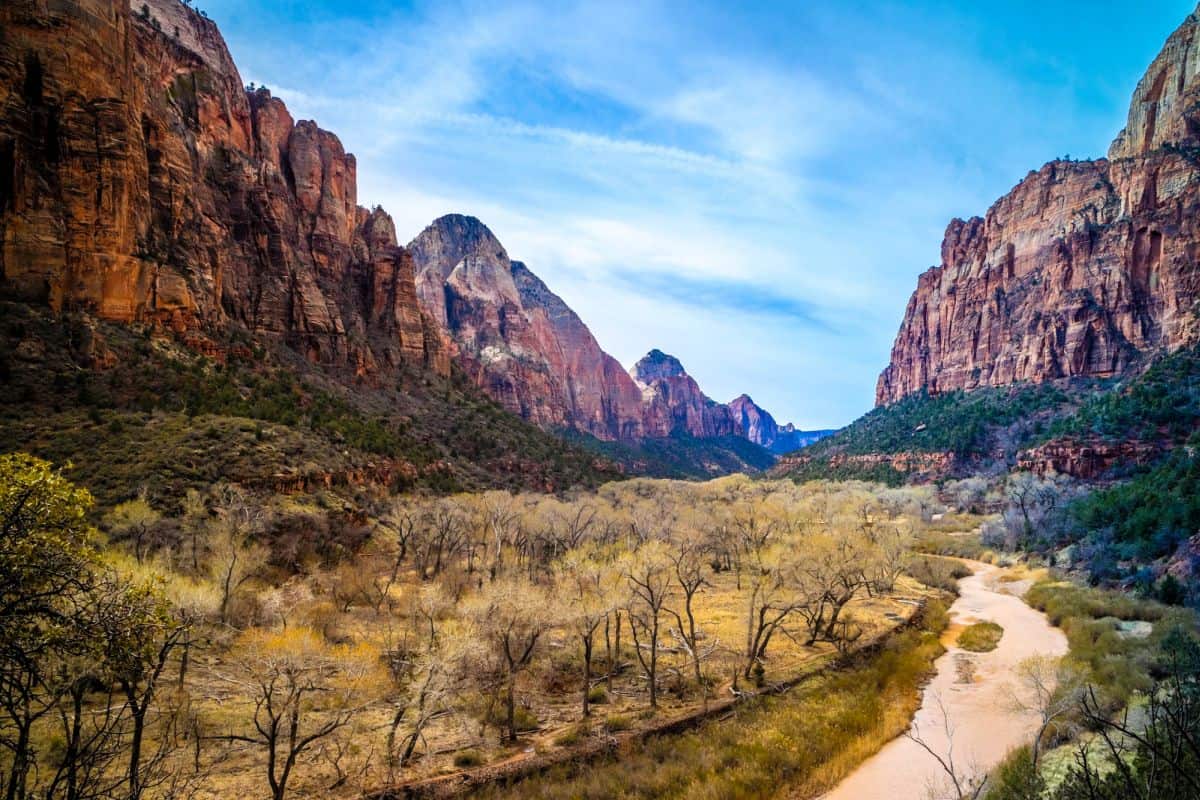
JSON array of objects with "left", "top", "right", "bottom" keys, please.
[
  {"left": 453, "top": 749, "right": 483, "bottom": 768},
  {"left": 586, "top": 685, "right": 608, "bottom": 705},
  {"left": 957, "top": 621, "right": 1003, "bottom": 652},
  {"left": 983, "top": 745, "right": 1043, "bottom": 800},
  {"left": 601, "top": 714, "right": 633, "bottom": 733}
]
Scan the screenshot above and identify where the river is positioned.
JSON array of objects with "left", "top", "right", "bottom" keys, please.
[{"left": 820, "top": 560, "right": 1068, "bottom": 800}]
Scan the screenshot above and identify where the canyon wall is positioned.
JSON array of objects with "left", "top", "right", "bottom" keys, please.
[
  {"left": 0, "top": 0, "right": 800, "bottom": 450},
  {"left": 877, "top": 6, "right": 1200, "bottom": 405},
  {"left": 0, "top": 0, "right": 444, "bottom": 376}
]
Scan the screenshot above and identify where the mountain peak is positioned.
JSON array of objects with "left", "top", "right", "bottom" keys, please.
[
  {"left": 631, "top": 349, "right": 688, "bottom": 383},
  {"left": 408, "top": 214, "right": 508, "bottom": 282},
  {"left": 1108, "top": 7, "right": 1200, "bottom": 159}
]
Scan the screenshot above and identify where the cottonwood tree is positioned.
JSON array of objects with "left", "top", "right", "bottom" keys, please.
[
  {"left": 102, "top": 578, "right": 190, "bottom": 800},
  {"left": 0, "top": 454, "right": 99, "bottom": 800},
  {"left": 208, "top": 486, "right": 269, "bottom": 626},
  {"left": 412, "top": 499, "right": 466, "bottom": 581},
  {"left": 739, "top": 534, "right": 811, "bottom": 682},
  {"left": 666, "top": 524, "right": 714, "bottom": 704},
  {"left": 465, "top": 576, "right": 553, "bottom": 742},
  {"left": 104, "top": 493, "right": 162, "bottom": 564},
  {"left": 623, "top": 542, "right": 675, "bottom": 708},
  {"left": 217, "top": 628, "right": 377, "bottom": 800},
  {"left": 1008, "top": 655, "right": 1082, "bottom": 768},
  {"left": 555, "top": 547, "right": 620, "bottom": 717},
  {"left": 385, "top": 586, "right": 465, "bottom": 772},
  {"left": 798, "top": 529, "right": 871, "bottom": 645},
  {"left": 905, "top": 694, "right": 988, "bottom": 800}
]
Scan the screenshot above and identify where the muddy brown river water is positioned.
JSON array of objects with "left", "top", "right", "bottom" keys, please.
[{"left": 820, "top": 561, "right": 1068, "bottom": 800}]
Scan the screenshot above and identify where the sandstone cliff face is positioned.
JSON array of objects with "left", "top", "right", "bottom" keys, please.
[
  {"left": 409, "top": 215, "right": 647, "bottom": 440},
  {"left": 729, "top": 394, "right": 779, "bottom": 448},
  {"left": 0, "top": 0, "right": 443, "bottom": 376},
  {"left": 631, "top": 349, "right": 736, "bottom": 439},
  {"left": 877, "top": 5, "right": 1200, "bottom": 406},
  {"left": 407, "top": 219, "right": 786, "bottom": 445}
]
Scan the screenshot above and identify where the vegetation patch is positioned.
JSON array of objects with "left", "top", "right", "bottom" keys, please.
[
  {"left": 957, "top": 621, "right": 1003, "bottom": 652},
  {"left": 800, "top": 383, "right": 1070, "bottom": 459},
  {"left": 475, "top": 609, "right": 948, "bottom": 800}
]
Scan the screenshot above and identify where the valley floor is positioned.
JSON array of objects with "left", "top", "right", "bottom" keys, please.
[{"left": 820, "top": 560, "right": 1067, "bottom": 800}]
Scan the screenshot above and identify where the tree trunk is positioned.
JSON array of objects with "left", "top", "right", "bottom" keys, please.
[
  {"left": 582, "top": 634, "right": 593, "bottom": 717},
  {"left": 504, "top": 676, "right": 517, "bottom": 743}
]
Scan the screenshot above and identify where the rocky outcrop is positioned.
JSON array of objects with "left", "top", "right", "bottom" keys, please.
[
  {"left": 1017, "top": 438, "right": 1165, "bottom": 480},
  {"left": 408, "top": 215, "right": 647, "bottom": 440},
  {"left": 631, "top": 349, "right": 735, "bottom": 438},
  {"left": 877, "top": 5, "right": 1200, "bottom": 406},
  {"left": 409, "top": 216, "right": 794, "bottom": 446},
  {"left": 0, "top": 0, "right": 443, "bottom": 375}
]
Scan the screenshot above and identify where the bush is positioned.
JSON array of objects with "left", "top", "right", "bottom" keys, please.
[
  {"left": 552, "top": 722, "right": 591, "bottom": 747},
  {"left": 957, "top": 621, "right": 1003, "bottom": 652},
  {"left": 586, "top": 685, "right": 608, "bottom": 705},
  {"left": 983, "top": 745, "right": 1043, "bottom": 800},
  {"left": 905, "top": 555, "right": 971, "bottom": 593},
  {"left": 453, "top": 749, "right": 483, "bottom": 768},
  {"left": 601, "top": 714, "right": 633, "bottom": 733}
]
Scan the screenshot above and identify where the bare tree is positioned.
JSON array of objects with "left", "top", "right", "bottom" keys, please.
[
  {"left": 1008, "top": 655, "right": 1082, "bottom": 767},
  {"left": 904, "top": 694, "right": 988, "bottom": 800},
  {"left": 623, "top": 542, "right": 675, "bottom": 708},
  {"left": 465, "top": 577, "right": 552, "bottom": 742},
  {"left": 215, "top": 628, "right": 376, "bottom": 800},
  {"left": 555, "top": 548, "right": 620, "bottom": 717}
]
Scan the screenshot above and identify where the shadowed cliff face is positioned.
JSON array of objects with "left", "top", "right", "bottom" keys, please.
[
  {"left": 0, "top": 0, "right": 445, "bottom": 376},
  {"left": 878, "top": 5, "right": 1200, "bottom": 406}
]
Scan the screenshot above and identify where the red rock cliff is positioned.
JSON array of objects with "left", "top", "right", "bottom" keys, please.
[
  {"left": 0, "top": 0, "right": 444, "bottom": 375},
  {"left": 877, "top": 6, "right": 1200, "bottom": 406},
  {"left": 408, "top": 214, "right": 648, "bottom": 440}
]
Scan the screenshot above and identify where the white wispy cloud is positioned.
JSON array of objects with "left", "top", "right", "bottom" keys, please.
[{"left": 205, "top": 0, "right": 1170, "bottom": 427}]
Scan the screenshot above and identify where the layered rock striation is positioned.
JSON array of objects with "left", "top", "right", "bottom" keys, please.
[
  {"left": 728, "top": 393, "right": 834, "bottom": 453},
  {"left": 631, "top": 349, "right": 736, "bottom": 439},
  {"left": 0, "top": 0, "right": 444, "bottom": 375},
  {"left": 877, "top": 6, "right": 1200, "bottom": 406},
  {"left": 408, "top": 215, "right": 647, "bottom": 440}
]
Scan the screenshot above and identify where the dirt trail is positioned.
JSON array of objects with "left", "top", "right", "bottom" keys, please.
[{"left": 820, "top": 560, "right": 1067, "bottom": 800}]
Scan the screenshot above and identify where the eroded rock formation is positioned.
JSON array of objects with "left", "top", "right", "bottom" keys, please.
[
  {"left": 410, "top": 216, "right": 800, "bottom": 446},
  {"left": 631, "top": 349, "right": 735, "bottom": 439},
  {"left": 408, "top": 214, "right": 647, "bottom": 440},
  {"left": 877, "top": 6, "right": 1200, "bottom": 406},
  {"left": 0, "top": 0, "right": 444, "bottom": 375}
]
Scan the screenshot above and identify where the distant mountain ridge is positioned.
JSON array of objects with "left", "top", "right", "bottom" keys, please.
[{"left": 409, "top": 214, "right": 811, "bottom": 453}]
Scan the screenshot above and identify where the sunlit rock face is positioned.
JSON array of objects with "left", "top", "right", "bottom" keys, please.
[
  {"left": 0, "top": 0, "right": 444, "bottom": 375},
  {"left": 0, "top": 0, "right": 794, "bottom": 446},
  {"left": 631, "top": 349, "right": 736, "bottom": 439},
  {"left": 878, "top": 6, "right": 1200, "bottom": 406},
  {"left": 408, "top": 214, "right": 647, "bottom": 441}
]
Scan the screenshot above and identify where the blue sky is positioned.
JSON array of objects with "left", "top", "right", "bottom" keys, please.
[{"left": 202, "top": 0, "right": 1195, "bottom": 428}]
